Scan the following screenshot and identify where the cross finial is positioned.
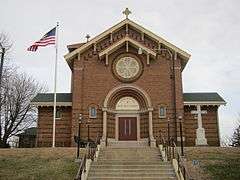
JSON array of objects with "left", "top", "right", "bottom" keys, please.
[
  {"left": 85, "top": 34, "right": 90, "bottom": 42},
  {"left": 123, "top": 8, "right": 131, "bottom": 19}
]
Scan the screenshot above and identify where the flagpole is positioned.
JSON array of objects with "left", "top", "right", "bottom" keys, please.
[{"left": 52, "top": 22, "right": 59, "bottom": 148}]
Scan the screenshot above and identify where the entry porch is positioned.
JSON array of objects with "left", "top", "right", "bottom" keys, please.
[{"left": 100, "top": 85, "right": 156, "bottom": 147}]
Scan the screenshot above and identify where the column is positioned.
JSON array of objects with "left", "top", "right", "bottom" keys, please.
[
  {"left": 148, "top": 108, "right": 156, "bottom": 147},
  {"left": 100, "top": 108, "right": 107, "bottom": 146}
]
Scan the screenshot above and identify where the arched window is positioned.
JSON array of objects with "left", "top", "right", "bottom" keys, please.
[
  {"left": 158, "top": 105, "right": 166, "bottom": 118},
  {"left": 116, "top": 96, "right": 140, "bottom": 110},
  {"left": 89, "top": 106, "right": 97, "bottom": 118}
]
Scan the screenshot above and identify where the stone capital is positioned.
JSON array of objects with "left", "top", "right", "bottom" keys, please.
[
  {"left": 102, "top": 107, "right": 108, "bottom": 111},
  {"left": 148, "top": 107, "right": 153, "bottom": 111}
]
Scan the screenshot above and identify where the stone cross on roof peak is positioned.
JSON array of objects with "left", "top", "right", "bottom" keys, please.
[{"left": 123, "top": 8, "right": 131, "bottom": 19}]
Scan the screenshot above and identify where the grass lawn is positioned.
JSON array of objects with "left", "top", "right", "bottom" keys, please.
[
  {"left": 0, "top": 148, "right": 84, "bottom": 180},
  {"left": 185, "top": 147, "right": 240, "bottom": 180}
]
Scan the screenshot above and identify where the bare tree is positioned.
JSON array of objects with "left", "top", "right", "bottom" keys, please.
[
  {"left": 221, "top": 135, "right": 232, "bottom": 147},
  {"left": 0, "top": 32, "right": 12, "bottom": 89},
  {"left": 0, "top": 66, "right": 44, "bottom": 148},
  {"left": 0, "top": 32, "right": 12, "bottom": 49},
  {"left": 0, "top": 32, "right": 45, "bottom": 147},
  {"left": 230, "top": 117, "right": 240, "bottom": 147},
  {"left": 0, "top": 33, "right": 13, "bottom": 147}
]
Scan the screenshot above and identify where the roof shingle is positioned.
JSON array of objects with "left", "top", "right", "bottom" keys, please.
[
  {"left": 31, "top": 93, "right": 72, "bottom": 102},
  {"left": 183, "top": 92, "right": 225, "bottom": 102}
]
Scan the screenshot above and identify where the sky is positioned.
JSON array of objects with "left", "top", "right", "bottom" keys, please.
[{"left": 0, "top": 0, "right": 239, "bottom": 142}]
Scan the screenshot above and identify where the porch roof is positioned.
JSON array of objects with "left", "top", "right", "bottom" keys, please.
[
  {"left": 31, "top": 92, "right": 226, "bottom": 106},
  {"left": 31, "top": 93, "right": 72, "bottom": 106}
]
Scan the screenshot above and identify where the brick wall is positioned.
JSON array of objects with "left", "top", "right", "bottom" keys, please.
[
  {"left": 140, "top": 112, "right": 149, "bottom": 138},
  {"left": 37, "top": 106, "right": 72, "bottom": 147},
  {"left": 70, "top": 26, "right": 184, "bottom": 145}
]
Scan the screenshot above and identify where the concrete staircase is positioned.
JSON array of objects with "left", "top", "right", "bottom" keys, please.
[
  {"left": 108, "top": 139, "right": 149, "bottom": 148},
  {"left": 87, "top": 147, "right": 176, "bottom": 180}
]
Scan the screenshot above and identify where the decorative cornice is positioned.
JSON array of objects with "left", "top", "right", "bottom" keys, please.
[{"left": 98, "top": 36, "right": 156, "bottom": 58}]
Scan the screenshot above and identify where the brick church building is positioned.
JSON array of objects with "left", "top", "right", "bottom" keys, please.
[{"left": 32, "top": 10, "right": 226, "bottom": 147}]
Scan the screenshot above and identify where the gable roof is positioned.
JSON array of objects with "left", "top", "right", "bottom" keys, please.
[{"left": 64, "top": 19, "right": 191, "bottom": 62}]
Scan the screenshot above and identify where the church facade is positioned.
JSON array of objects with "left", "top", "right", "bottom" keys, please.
[{"left": 32, "top": 13, "right": 226, "bottom": 147}]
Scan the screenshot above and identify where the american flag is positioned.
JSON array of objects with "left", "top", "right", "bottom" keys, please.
[{"left": 27, "top": 27, "right": 56, "bottom": 51}]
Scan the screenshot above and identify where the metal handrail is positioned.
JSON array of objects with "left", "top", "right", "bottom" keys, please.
[
  {"left": 95, "top": 133, "right": 100, "bottom": 145},
  {"left": 88, "top": 133, "right": 101, "bottom": 160},
  {"left": 170, "top": 138, "right": 193, "bottom": 180},
  {"left": 158, "top": 130, "right": 169, "bottom": 160},
  {"left": 75, "top": 134, "right": 101, "bottom": 180},
  {"left": 74, "top": 143, "right": 89, "bottom": 180},
  {"left": 157, "top": 131, "right": 193, "bottom": 180},
  {"left": 105, "top": 131, "right": 108, "bottom": 146}
]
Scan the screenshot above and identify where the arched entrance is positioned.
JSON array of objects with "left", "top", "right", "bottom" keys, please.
[
  {"left": 101, "top": 85, "right": 156, "bottom": 147},
  {"left": 115, "top": 96, "right": 139, "bottom": 141}
]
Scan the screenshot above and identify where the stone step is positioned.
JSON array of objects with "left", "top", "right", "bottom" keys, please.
[
  {"left": 88, "top": 173, "right": 175, "bottom": 178},
  {"left": 100, "top": 153, "right": 160, "bottom": 156},
  {"left": 88, "top": 172, "right": 176, "bottom": 177},
  {"left": 100, "top": 150, "right": 160, "bottom": 154},
  {"left": 107, "top": 140, "right": 149, "bottom": 148},
  {"left": 101, "top": 147, "right": 159, "bottom": 150},
  {"left": 90, "top": 165, "right": 173, "bottom": 169},
  {"left": 99, "top": 154, "right": 160, "bottom": 157},
  {"left": 99, "top": 152, "right": 161, "bottom": 155},
  {"left": 97, "top": 157, "right": 162, "bottom": 160},
  {"left": 88, "top": 177, "right": 176, "bottom": 180},
  {"left": 99, "top": 153, "right": 161, "bottom": 156},
  {"left": 98, "top": 154, "right": 161, "bottom": 157},
  {"left": 87, "top": 147, "right": 176, "bottom": 180},
  {"left": 97, "top": 158, "right": 162, "bottom": 161},
  {"left": 89, "top": 169, "right": 174, "bottom": 173},
  {"left": 100, "top": 151, "right": 160, "bottom": 154},
  {"left": 92, "top": 161, "right": 167, "bottom": 165},
  {"left": 102, "top": 148, "right": 159, "bottom": 150}
]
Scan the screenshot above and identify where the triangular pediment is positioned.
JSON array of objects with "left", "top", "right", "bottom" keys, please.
[{"left": 64, "top": 18, "right": 191, "bottom": 66}]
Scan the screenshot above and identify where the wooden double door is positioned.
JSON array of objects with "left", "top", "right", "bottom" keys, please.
[{"left": 119, "top": 117, "right": 137, "bottom": 140}]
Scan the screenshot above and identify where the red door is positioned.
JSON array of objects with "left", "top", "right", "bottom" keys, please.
[{"left": 119, "top": 117, "right": 137, "bottom": 140}]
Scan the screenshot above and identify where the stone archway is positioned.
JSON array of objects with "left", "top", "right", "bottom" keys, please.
[
  {"left": 103, "top": 84, "right": 152, "bottom": 109},
  {"left": 101, "top": 85, "right": 156, "bottom": 147}
]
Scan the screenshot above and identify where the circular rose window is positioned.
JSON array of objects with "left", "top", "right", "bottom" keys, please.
[{"left": 113, "top": 54, "right": 143, "bottom": 82}]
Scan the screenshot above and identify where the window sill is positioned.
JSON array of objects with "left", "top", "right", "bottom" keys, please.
[
  {"left": 89, "top": 117, "right": 97, "bottom": 119},
  {"left": 159, "top": 116, "right": 166, "bottom": 119}
]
